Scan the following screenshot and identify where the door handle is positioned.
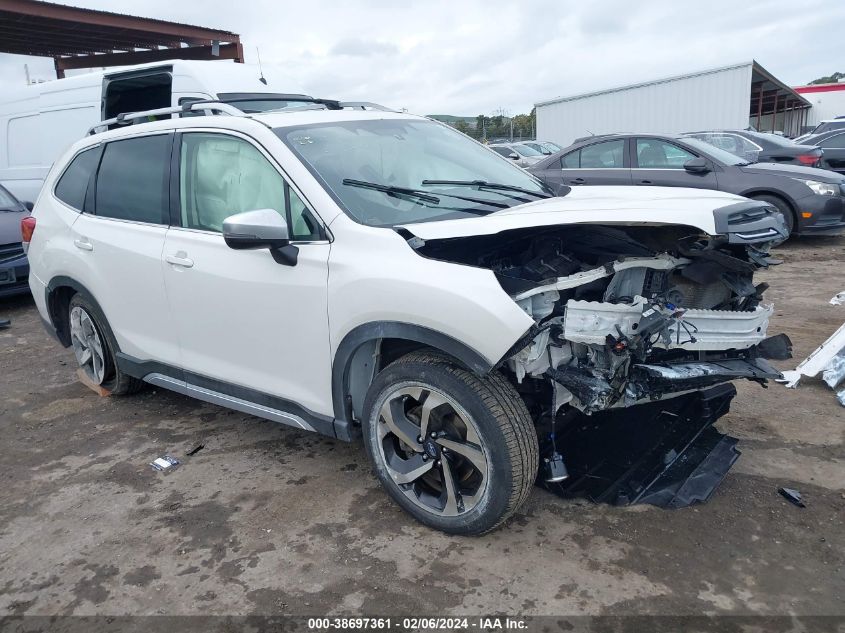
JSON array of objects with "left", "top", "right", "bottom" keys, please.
[
  {"left": 73, "top": 238, "right": 93, "bottom": 251},
  {"left": 570, "top": 177, "right": 586, "bottom": 184},
  {"left": 165, "top": 253, "right": 194, "bottom": 268},
  {"left": 638, "top": 179, "right": 653, "bottom": 185}
]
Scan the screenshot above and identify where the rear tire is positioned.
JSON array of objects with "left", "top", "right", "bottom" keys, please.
[
  {"left": 752, "top": 194, "right": 795, "bottom": 236},
  {"left": 68, "top": 294, "right": 143, "bottom": 396},
  {"left": 362, "top": 350, "right": 538, "bottom": 535}
]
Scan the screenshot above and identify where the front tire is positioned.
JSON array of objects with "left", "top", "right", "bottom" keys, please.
[
  {"left": 752, "top": 194, "right": 795, "bottom": 236},
  {"left": 362, "top": 350, "right": 538, "bottom": 535},
  {"left": 68, "top": 294, "right": 143, "bottom": 395}
]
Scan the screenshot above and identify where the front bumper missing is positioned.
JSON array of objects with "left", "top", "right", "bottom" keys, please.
[
  {"left": 540, "top": 383, "right": 740, "bottom": 508},
  {"left": 563, "top": 300, "right": 773, "bottom": 351}
]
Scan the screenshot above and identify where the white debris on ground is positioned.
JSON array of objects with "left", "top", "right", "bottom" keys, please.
[
  {"left": 822, "top": 351, "right": 845, "bottom": 390},
  {"left": 780, "top": 292, "right": 845, "bottom": 407},
  {"left": 779, "top": 322, "right": 845, "bottom": 389}
]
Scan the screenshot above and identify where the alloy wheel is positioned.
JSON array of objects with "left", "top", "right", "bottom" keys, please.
[
  {"left": 69, "top": 306, "right": 106, "bottom": 384},
  {"left": 375, "top": 384, "right": 489, "bottom": 517}
]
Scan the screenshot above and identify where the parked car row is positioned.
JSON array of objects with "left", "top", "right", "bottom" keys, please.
[{"left": 524, "top": 132, "right": 845, "bottom": 236}]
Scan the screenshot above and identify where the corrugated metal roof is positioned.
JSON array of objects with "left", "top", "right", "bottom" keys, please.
[{"left": 535, "top": 61, "right": 754, "bottom": 108}]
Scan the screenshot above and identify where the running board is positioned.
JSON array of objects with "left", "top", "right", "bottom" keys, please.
[
  {"left": 539, "top": 383, "right": 740, "bottom": 508},
  {"left": 143, "top": 373, "right": 316, "bottom": 432}
]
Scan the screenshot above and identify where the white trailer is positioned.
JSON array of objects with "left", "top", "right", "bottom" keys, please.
[{"left": 0, "top": 60, "right": 304, "bottom": 203}]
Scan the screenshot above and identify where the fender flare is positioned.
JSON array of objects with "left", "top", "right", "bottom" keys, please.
[
  {"left": 45, "top": 276, "right": 113, "bottom": 349},
  {"left": 331, "top": 321, "right": 495, "bottom": 423}
]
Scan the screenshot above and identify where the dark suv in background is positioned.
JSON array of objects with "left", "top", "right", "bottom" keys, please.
[{"left": 529, "top": 133, "right": 845, "bottom": 236}]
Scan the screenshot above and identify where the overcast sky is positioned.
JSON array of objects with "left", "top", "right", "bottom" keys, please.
[{"left": 2, "top": 0, "right": 843, "bottom": 115}]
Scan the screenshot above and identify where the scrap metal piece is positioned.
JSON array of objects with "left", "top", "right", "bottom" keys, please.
[
  {"left": 779, "top": 322, "right": 845, "bottom": 388},
  {"left": 823, "top": 351, "right": 845, "bottom": 390},
  {"left": 150, "top": 455, "right": 180, "bottom": 472},
  {"left": 779, "top": 487, "right": 806, "bottom": 508}
]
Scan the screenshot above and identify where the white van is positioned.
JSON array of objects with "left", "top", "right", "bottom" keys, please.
[{"left": 0, "top": 60, "right": 307, "bottom": 203}]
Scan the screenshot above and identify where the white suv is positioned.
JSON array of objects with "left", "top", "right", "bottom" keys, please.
[{"left": 26, "top": 101, "right": 789, "bottom": 534}]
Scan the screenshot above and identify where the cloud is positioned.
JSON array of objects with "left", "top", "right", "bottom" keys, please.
[
  {"left": 1, "top": 0, "right": 843, "bottom": 116},
  {"left": 330, "top": 38, "right": 398, "bottom": 57}
]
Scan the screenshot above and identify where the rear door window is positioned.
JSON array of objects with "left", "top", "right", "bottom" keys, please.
[
  {"left": 579, "top": 140, "right": 625, "bottom": 168},
  {"left": 94, "top": 135, "right": 170, "bottom": 224},
  {"left": 54, "top": 147, "right": 101, "bottom": 211},
  {"left": 820, "top": 133, "right": 845, "bottom": 149}
]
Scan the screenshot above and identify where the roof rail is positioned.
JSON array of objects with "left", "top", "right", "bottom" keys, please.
[
  {"left": 87, "top": 100, "right": 245, "bottom": 136},
  {"left": 338, "top": 102, "right": 397, "bottom": 112}
]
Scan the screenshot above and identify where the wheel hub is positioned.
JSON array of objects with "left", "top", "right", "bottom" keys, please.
[{"left": 422, "top": 439, "right": 440, "bottom": 459}]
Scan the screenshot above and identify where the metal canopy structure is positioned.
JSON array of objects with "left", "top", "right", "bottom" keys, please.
[
  {"left": 0, "top": 0, "right": 243, "bottom": 78},
  {"left": 749, "top": 62, "right": 812, "bottom": 137}
]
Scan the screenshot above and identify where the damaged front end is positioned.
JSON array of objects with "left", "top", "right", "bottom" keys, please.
[{"left": 411, "top": 199, "right": 792, "bottom": 507}]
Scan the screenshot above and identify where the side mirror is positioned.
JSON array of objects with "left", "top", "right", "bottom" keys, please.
[
  {"left": 684, "top": 157, "right": 710, "bottom": 173},
  {"left": 23, "top": 201, "right": 33, "bottom": 211},
  {"left": 508, "top": 152, "right": 520, "bottom": 160},
  {"left": 222, "top": 209, "right": 298, "bottom": 266}
]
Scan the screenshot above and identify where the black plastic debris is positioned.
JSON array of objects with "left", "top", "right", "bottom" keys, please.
[
  {"left": 539, "top": 383, "right": 740, "bottom": 508},
  {"left": 0, "top": 318, "right": 10, "bottom": 329},
  {"left": 779, "top": 487, "right": 806, "bottom": 508},
  {"left": 186, "top": 444, "right": 205, "bottom": 456}
]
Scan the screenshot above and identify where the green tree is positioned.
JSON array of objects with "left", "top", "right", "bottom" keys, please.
[{"left": 809, "top": 72, "right": 844, "bottom": 85}]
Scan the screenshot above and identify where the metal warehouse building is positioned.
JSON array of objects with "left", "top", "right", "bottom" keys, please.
[{"left": 536, "top": 61, "right": 811, "bottom": 147}]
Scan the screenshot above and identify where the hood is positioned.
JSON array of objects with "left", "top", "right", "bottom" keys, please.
[
  {"left": 0, "top": 208, "right": 28, "bottom": 247},
  {"left": 740, "top": 162, "right": 845, "bottom": 183},
  {"left": 398, "top": 185, "right": 745, "bottom": 241}
]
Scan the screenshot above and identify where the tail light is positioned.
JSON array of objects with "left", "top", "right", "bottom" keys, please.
[
  {"left": 796, "top": 154, "right": 820, "bottom": 167},
  {"left": 21, "top": 216, "right": 36, "bottom": 252}
]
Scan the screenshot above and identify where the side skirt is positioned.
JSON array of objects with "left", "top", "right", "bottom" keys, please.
[{"left": 116, "top": 353, "right": 350, "bottom": 440}]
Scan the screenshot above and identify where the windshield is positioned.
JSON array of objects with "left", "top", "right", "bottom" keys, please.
[
  {"left": 523, "top": 142, "right": 551, "bottom": 155},
  {"left": 0, "top": 186, "right": 20, "bottom": 210},
  {"left": 277, "top": 119, "right": 550, "bottom": 226},
  {"left": 680, "top": 138, "right": 750, "bottom": 166},
  {"left": 513, "top": 144, "right": 543, "bottom": 157}
]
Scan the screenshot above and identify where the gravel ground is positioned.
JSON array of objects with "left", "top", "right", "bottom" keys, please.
[{"left": 0, "top": 236, "right": 843, "bottom": 621}]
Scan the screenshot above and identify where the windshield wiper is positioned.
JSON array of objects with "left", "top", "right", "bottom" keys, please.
[
  {"left": 343, "top": 179, "right": 440, "bottom": 205},
  {"left": 421, "top": 180, "right": 553, "bottom": 200},
  {"left": 342, "top": 179, "right": 510, "bottom": 211}
]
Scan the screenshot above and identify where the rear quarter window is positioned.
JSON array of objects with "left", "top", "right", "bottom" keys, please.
[{"left": 54, "top": 147, "right": 100, "bottom": 211}]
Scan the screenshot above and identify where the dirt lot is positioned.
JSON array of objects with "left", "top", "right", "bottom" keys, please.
[{"left": 0, "top": 237, "right": 843, "bottom": 620}]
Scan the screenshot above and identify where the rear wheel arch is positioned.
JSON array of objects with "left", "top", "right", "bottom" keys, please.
[
  {"left": 46, "top": 277, "right": 109, "bottom": 349},
  {"left": 332, "top": 322, "right": 496, "bottom": 430}
]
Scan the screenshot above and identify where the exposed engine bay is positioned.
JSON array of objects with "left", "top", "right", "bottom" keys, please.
[
  {"left": 414, "top": 218, "right": 792, "bottom": 416},
  {"left": 403, "top": 198, "right": 792, "bottom": 507}
]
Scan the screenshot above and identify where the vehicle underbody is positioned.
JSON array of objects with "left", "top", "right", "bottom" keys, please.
[{"left": 412, "top": 210, "right": 792, "bottom": 507}]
